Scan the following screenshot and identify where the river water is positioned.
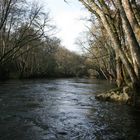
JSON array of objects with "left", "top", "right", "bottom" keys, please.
[{"left": 0, "top": 78, "right": 140, "bottom": 140}]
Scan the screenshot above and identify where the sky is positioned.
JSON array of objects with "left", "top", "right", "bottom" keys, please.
[{"left": 40, "top": 0, "right": 90, "bottom": 53}]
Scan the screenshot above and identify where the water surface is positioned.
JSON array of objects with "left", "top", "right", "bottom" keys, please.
[{"left": 0, "top": 79, "right": 140, "bottom": 140}]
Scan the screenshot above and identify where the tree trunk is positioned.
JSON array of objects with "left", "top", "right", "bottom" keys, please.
[
  {"left": 116, "top": 53, "right": 124, "bottom": 87},
  {"left": 131, "top": 0, "right": 140, "bottom": 25},
  {"left": 100, "top": 16, "right": 138, "bottom": 84},
  {"left": 116, "top": 0, "right": 140, "bottom": 78},
  {"left": 122, "top": 0, "right": 139, "bottom": 31},
  {"left": 123, "top": 0, "right": 140, "bottom": 44}
]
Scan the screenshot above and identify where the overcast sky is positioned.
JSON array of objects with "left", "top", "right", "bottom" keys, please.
[{"left": 39, "top": 0, "right": 90, "bottom": 53}]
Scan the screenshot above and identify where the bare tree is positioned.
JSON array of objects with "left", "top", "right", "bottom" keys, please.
[{"left": 0, "top": 0, "right": 52, "bottom": 65}]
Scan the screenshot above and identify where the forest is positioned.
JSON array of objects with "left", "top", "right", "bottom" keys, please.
[
  {"left": 1, "top": 1, "right": 140, "bottom": 139},
  {"left": 0, "top": 0, "right": 140, "bottom": 105},
  {"left": 0, "top": 0, "right": 88, "bottom": 80}
]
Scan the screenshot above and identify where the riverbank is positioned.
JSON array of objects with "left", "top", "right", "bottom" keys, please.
[{"left": 95, "top": 86, "right": 133, "bottom": 104}]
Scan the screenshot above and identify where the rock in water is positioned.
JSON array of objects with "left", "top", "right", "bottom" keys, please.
[{"left": 95, "top": 86, "right": 131, "bottom": 104}]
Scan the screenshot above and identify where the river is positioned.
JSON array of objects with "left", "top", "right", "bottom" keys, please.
[{"left": 0, "top": 78, "right": 140, "bottom": 140}]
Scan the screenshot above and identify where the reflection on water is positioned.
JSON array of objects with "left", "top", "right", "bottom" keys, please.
[{"left": 0, "top": 79, "right": 140, "bottom": 140}]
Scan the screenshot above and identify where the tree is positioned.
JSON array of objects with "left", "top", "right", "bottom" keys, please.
[
  {"left": 0, "top": 0, "right": 51, "bottom": 64},
  {"left": 77, "top": 21, "right": 116, "bottom": 80},
  {"left": 55, "top": 47, "right": 87, "bottom": 77},
  {"left": 0, "top": 0, "right": 53, "bottom": 79},
  {"left": 78, "top": 0, "right": 140, "bottom": 105}
]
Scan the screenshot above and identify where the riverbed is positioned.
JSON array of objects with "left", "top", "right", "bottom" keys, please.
[{"left": 0, "top": 78, "right": 140, "bottom": 140}]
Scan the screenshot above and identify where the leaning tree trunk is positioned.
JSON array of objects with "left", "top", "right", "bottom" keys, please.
[
  {"left": 122, "top": 0, "right": 140, "bottom": 31},
  {"left": 123, "top": 0, "right": 140, "bottom": 44},
  {"left": 116, "top": 0, "right": 140, "bottom": 78},
  {"left": 116, "top": 53, "right": 124, "bottom": 87},
  {"left": 131, "top": 0, "right": 140, "bottom": 26}
]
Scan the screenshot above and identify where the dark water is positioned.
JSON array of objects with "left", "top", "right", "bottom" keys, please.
[{"left": 0, "top": 79, "right": 140, "bottom": 140}]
